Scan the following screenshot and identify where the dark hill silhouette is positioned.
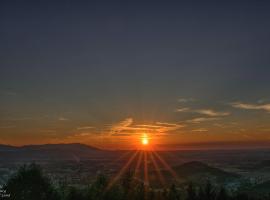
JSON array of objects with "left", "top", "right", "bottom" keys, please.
[
  {"left": 21, "top": 143, "right": 100, "bottom": 152},
  {"left": 0, "top": 144, "right": 17, "bottom": 151},
  {"left": 149, "top": 161, "right": 240, "bottom": 186},
  {"left": 256, "top": 160, "right": 270, "bottom": 169},
  {"left": 173, "top": 161, "right": 239, "bottom": 178},
  {"left": 0, "top": 143, "right": 104, "bottom": 161}
]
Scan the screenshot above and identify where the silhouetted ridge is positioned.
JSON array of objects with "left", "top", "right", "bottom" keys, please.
[
  {"left": 0, "top": 144, "right": 17, "bottom": 151},
  {"left": 173, "top": 161, "right": 239, "bottom": 178},
  {"left": 0, "top": 143, "right": 104, "bottom": 161},
  {"left": 21, "top": 143, "right": 100, "bottom": 151}
]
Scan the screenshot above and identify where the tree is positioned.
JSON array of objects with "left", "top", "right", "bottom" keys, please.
[
  {"left": 66, "top": 186, "right": 85, "bottom": 200},
  {"left": 103, "top": 184, "right": 123, "bottom": 200},
  {"left": 134, "top": 182, "right": 145, "bottom": 200},
  {"left": 168, "top": 184, "right": 181, "bottom": 200},
  {"left": 121, "top": 170, "right": 134, "bottom": 199},
  {"left": 203, "top": 181, "right": 215, "bottom": 200},
  {"left": 216, "top": 187, "right": 228, "bottom": 200},
  {"left": 186, "top": 183, "right": 197, "bottom": 200},
  {"left": 4, "top": 163, "right": 59, "bottom": 200},
  {"left": 87, "top": 172, "right": 108, "bottom": 200}
]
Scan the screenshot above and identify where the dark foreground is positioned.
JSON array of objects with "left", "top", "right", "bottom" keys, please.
[{"left": 1, "top": 163, "right": 270, "bottom": 200}]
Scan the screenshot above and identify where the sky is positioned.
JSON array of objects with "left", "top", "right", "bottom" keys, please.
[{"left": 0, "top": 1, "right": 270, "bottom": 149}]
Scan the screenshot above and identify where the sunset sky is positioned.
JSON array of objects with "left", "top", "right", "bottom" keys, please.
[{"left": 0, "top": 1, "right": 270, "bottom": 149}]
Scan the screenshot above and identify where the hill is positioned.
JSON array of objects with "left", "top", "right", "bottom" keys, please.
[
  {"left": 149, "top": 161, "right": 240, "bottom": 186},
  {"left": 0, "top": 144, "right": 17, "bottom": 151},
  {"left": 0, "top": 143, "right": 104, "bottom": 161},
  {"left": 21, "top": 143, "right": 100, "bottom": 152},
  {"left": 174, "top": 161, "right": 239, "bottom": 177}
]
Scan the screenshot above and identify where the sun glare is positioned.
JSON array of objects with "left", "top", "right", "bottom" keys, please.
[
  {"left": 141, "top": 134, "right": 149, "bottom": 146},
  {"left": 142, "top": 138, "right": 148, "bottom": 145}
]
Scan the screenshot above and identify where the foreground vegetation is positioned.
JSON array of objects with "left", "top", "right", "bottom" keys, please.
[{"left": 1, "top": 163, "right": 269, "bottom": 200}]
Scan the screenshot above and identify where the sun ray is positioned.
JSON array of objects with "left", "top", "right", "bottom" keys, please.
[
  {"left": 149, "top": 151, "right": 166, "bottom": 187},
  {"left": 134, "top": 151, "right": 143, "bottom": 178},
  {"left": 143, "top": 151, "right": 149, "bottom": 186},
  {"left": 109, "top": 150, "right": 133, "bottom": 167},
  {"left": 106, "top": 150, "right": 139, "bottom": 190},
  {"left": 152, "top": 151, "right": 179, "bottom": 180}
]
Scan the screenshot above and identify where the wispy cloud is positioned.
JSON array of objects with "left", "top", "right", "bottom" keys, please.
[
  {"left": 178, "top": 98, "right": 195, "bottom": 103},
  {"left": 74, "top": 133, "right": 91, "bottom": 137},
  {"left": 110, "top": 118, "right": 184, "bottom": 135},
  {"left": 175, "top": 107, "right": 230, "bottom": 117},
  {"left": 187, "top": 117, "right": 220, "bottom": 124},
  {"left": 175, "top": 107, "right": 190, "bottom": 112},
  {"left": 77, "top": 126, "right": 95, "bottom": 130},
  {"left": 195, "top": 109, "right": 230, "bottom": 117},
  {"left": 192, "top": 128, "right": 208, "bottom": 132},
  {"left": 111, "top": 118, "right": 133, "bottom": 133},
  {"left": 231, "top": 102, "right": 270, "bottom": 113},
  {"left": 58, "top": 117, "right": 69, "bottom": 121},
  {"left": 156, "top": 122, "right": 181, "bottom": 126},
  {"left": 154, "top": 122, "right": 184, "bottom": 132}
]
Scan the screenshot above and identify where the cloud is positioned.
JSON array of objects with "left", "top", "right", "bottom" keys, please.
[
  {"left": 77, "top": 126, "right": 95, "bottom": 130},
  {"left": 110, "top": 118, "right": 184, "bottom": 135},
  {"left": 187, "top": 117, "right": 220, "bottom": 123},
  {"left": 111, "top": 118, "right": 133, "bottom": 133},
  {"left": 156, "top": 122, "right": 181, "bottom": 126},
  {"left": 175, "top": 107, "right": 190, "bottom": 112},
  {"left": 195, "top": 109, "right": 230, "bottom": 117},
  {"left": 135, "top": 122, "right": 184, "bottom": 133},
  {"left": 75, "top": 133, "right": 91, "bottom": 136},
  {"left": 192, "top": 128, "right": 208, "bottom": 132},
  {"left": 178, "top": 98, "right": 195, "bottom": 103},
  {"left": 58, "top": 117, "right": 69, "bottom": 121},
  {"left": 154, "top": 122, "right": 185, "bottom": 132},
  {"left": 231, "top": 102, "right": 270, "bottom": 113}
]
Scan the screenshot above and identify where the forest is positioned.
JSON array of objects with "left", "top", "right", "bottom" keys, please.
[{"left": 1, "top": 163, "right": 269, "bottom": 200}]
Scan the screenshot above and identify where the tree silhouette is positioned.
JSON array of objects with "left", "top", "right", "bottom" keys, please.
[
  {"left": 186, "top": 183, "right": 197, "bottom": 200},
  {"left": 168, "top": 184, "right": 181, "bottom": 200},
  {"left": 87, "top": 172, "right": 108, "bottom": 200},
  {"left": 103, "top": 184, "right": 123, "bottom": 200},
  {"left": 66, "top": 187, "right": 85, "bottom": 200},
  {"left": 3, "top": 164, "right": 270, "bottom": 200},
  {"left": 133, "top": 182, "right": 145, "bottom": 200},
  {"left": 4, "top": 163, "right": 59, "bottom": 200},
  {"left": 201, "top": 181, "right": 215, "bottom": 200},
  {"left": 216, "top": 187, "right": 228, "bottom": 200},
  {"left": 121, "top": 170, "right": 134, "bottom": 199}
]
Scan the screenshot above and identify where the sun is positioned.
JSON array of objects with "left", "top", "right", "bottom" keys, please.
[
  {"left": 141, "top": 134, "right": 149, "bottom": 146},
  {"left": 142, "top": 137, "right": 148, "bottom": 145}
]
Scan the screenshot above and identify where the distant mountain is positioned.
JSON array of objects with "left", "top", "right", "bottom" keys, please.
[
  {"left": 149, "top": 161, "right": 240, "bottom": 186},
  {"left": 0, "top": 143, "right": 104, "bottom": 161},
  {"left": 256, "top": 160, "right": 270, "bottom": 169},
  {"left": 174, "top": 161, "right": 239, "bottom": 177},
  {"left": 21, "top": 143, "right": 100, "bottom": 152},
  {"left": 0, "top": 144, "right": 17, "bottom": 151},
  {"left": 244, "top": 160, "right": 270, "bottom": 171}
]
